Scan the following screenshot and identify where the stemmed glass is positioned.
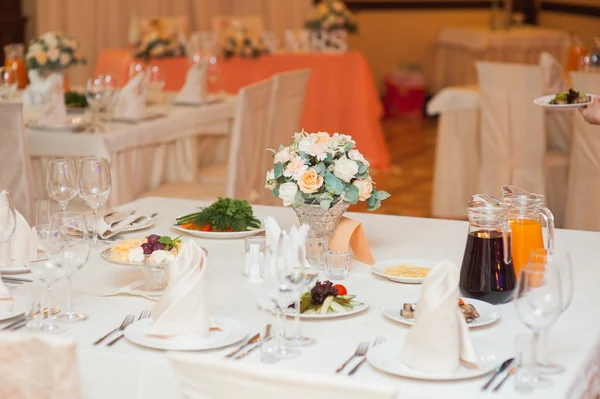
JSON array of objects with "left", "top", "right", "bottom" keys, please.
[
  {"left": 86, "top": 76, "right": 110, "bottom": 132},
  {"left": 0, "top": 67, "right": 17, "bottom": 100},
  {"left": 514, "top": 259, "right": 563, "bottom": 389},
  {"left": 46, "top": 159, "right": 79, "bottom": 212},
  {"left": 48, "top": 212, "right": 90, "bottom": 322},
  {"left": 262, "top": 231, "right": 300, "bottom": 359},
  {"left": 0, "top": 190, "right": 16, "bottom": 245},
  {"left": 530, "top": 249, "right": 574, "bottom": 374},
  {"left": 78, "top": 157, "right": 111, "bottom": 246}
]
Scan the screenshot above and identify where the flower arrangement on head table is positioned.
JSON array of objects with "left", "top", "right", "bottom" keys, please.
[
  {"left": 25, "top": 32, "right": 87, "bottom": 72},
  {"left": 222, "top": 28, "right": 269, "bottom": 60},
  {"left": 305, "top": 0, "right": 358, "bottom": 34},
  {"left": 132, "top": 19, "right": 186, "bottom": 59},
  {"left": 265, "top": 131, "right": 390, "bottom": 211}
]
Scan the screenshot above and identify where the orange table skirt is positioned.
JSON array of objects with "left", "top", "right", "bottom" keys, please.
[{"left": 96, "top": 50, "right": 390, "bottom": 170}]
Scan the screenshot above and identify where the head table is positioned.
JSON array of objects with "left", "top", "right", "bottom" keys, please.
[{"left": 8, "top": 197, "right": 598, "bottom": 398}]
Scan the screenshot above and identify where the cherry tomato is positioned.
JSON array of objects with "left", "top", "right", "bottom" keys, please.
[
  {"left": 333, "top": 284, "right": 347, "bottom": 296},
  {"left": 201, "top": 224, "right": 212, "bottom": 232}
]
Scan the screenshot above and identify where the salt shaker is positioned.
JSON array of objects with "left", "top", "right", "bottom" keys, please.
[{"left": 246, "top": 244, "right": 263, "bottom": 283}]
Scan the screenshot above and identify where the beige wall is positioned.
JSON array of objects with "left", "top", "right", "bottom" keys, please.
[{"left": 21, "top": 0, "right": 36, "bottom": 43}]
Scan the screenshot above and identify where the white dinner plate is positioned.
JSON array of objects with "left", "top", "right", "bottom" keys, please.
[
  {"left": 172, "top": 223, "right": 264, "bottom": 240},
  {"left": 124, "top": 316, "right": 248, "bottom": 351},
  {"left": 0, "top": 295, "right": 32, "bottom": 322},
  {"left": 371, "top": 258, "right": 438, "bottom": 284},
  {"left": 172, "top": 94, "right": 225, "bottom": 106},
  {"left": 100, "top": 246, "right": 207, "bottom": 267},
  {"left": 383, "top": 297, "right": 500, "bottom": 328},
  {"left": 533, "top": 94, "right": 597, "bottom": 110},
  {"left": 257, "top": 297, "right": 369, "bottom": 319},
  {"left": 26, "top": 118, "right": 89, "bottom": 132},
  {"left": 0, "top": 251, "right": 49, "bottom": 274},
  {"left": 367, "top": 339, "right": 498, "bottom": 380}
]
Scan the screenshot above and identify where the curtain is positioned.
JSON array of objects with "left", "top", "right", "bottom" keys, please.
[{"left": 34, "top": 0, "right": 313, "bottom": 86}]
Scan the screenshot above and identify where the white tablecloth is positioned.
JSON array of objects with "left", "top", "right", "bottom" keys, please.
[
  {"left": 433, "top": 27, "right": 571, "bottom": 92},
  {"left": 26, "top": 97, "right": 237, "bottom": 206},
  {"left": 7, "top": 197, "right": 599, "bottom": 399}
]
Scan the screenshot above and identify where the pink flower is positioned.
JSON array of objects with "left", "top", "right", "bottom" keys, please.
[
  {"left": 274, "top": 148, "right": 292, "bottom": 164},
  {"left": 283, "top": 156, "right": 308, "bottom": 180}
]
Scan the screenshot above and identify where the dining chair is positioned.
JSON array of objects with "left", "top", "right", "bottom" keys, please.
[
  {"left": 565, "top": 72, "right": 600, "bottom": 231},
  {"left": 0, "top": 333, "right": 80, "bottom": 398},
  {"left": 0, "top": 102, "right": 35, "bottom": 223},
  {"left": 169, "top": 353, "right": 398, "bottom": 399}
]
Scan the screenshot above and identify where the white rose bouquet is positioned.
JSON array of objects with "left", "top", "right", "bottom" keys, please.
[
  {"left": 25, "top": 32, "right": 87, "bottom": 72},
  {"left": 266, "top": 131, "right": 390, "bottom": 211},
  {"left": 132, "top": 19, "right": 186, "bottom": 59},
  {"left": 305, "top": 0, "right": 358, "bottom": 34}
]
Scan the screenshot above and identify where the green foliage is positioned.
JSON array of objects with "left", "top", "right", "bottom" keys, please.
[
  {"left": 325, "top": 173, "right": 344, "bottom": 195},
  {"left": 343, "top": 185, "right": 359, "bottom": 205},
  {"left": 175, "top": 198, "right": 261, "bottom": 232}
]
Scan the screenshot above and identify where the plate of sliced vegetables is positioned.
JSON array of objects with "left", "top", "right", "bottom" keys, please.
[
  {"left": 534, "top": 89, "right": 596, "bottom": 110},
  {"left": 173, "top": 198, "right": 264, "bottom": 239},
  {"left": 259, "top": 281, "right": 368, "bottom": 319}
]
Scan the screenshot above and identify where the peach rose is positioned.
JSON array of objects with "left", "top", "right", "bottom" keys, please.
[
  {"left": 353, "top": 177, "right": 373, "bottom": 201},
  {"left": 35, "top": 51, "right": 48, "bottom": 65},
  {"left": 298, "top": 169, "right": 324, "bottom": 194}
]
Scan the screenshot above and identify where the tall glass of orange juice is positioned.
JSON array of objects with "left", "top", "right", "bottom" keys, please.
[
  {"left": 501, "top": 185, "right": 555, "bottom": 277},
  {"left": 4, "top": 44, "right": 28, "bottom": 89}
]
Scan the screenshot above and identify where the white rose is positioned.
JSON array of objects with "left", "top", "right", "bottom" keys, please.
[
  {"left": 353, "top": 177, "right": 374, "bottom": 201},
  {"left": 274, "top": 148, "right": 292, "bottom": 164},
  {"left": 43, "top": 33, "right": 58, "bottom": 48},
  {"left": 59, "top": 53, "right": 71, "bottom": 66},
  {"left": 298, "top": 137, "right": 312, "bottom": 153},
  {"left": 333, "top": 157, "right": 359, "bottom": 183},
  {"left": 348, "top": 149, "right": 369, "bottom": 166},
  {"left": 265, "top": 170, "right": 276, "bottom": 190},
  {"left": 278, "top": 182, "right": 298, "bottom": 207}
]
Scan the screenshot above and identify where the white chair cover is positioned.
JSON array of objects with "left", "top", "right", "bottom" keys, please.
[
  {"left": 0, "top": 333, "right": 80, "bottom": 399},
  {"left": 226, "top": 78, "right": 274, "bottom": 204},
  {"left": 565, "top": 72, "right": 600, "bottom": 231},
  {"left": 170, "top": 353, "right": 398, "bottom": 399},
  {"left": 428, "top": 86, "right": 480, "bottom": 219},
  {"left": 476, "top": 61, "right": 546, "bottom": 196},
  {"left": 0, "top": 102, "right": 35, "bottom": 223}
]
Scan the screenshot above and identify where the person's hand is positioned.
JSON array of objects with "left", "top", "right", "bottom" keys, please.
[{"left": 580, "top": 97, "right": 600, "bottom": 125}]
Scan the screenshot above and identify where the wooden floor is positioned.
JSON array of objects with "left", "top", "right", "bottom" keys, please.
[{"left": 350, "top": 115, "right": 438, "bottom": 218}]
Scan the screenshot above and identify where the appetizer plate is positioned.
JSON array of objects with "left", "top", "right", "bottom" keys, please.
[
  {"left": 172, "top": 223, "right": 264, "bottom": 240},
  {"left": 100, "top": 247, "right": 207, "bottom": 267},
  {"left": 367, "top": 339, "right": 498, "bottom": 380},
  {"left": 0, "top": 295, "right": 32, "bottom": 322},
  {"left": 257, "top": 297, "right": 369, "bottom": 320},
  {"left": 383, "top": 298, "right": 500, "bottom": 328},
  {"left": 371, "top": 258, "right": 438, "bottom": 284},
  {"left": 26, "top": 118, "right": 89, "bottom": 132},
  {"left": 124, "top": 316, "right": 248, "bottom": 351},
  {"left": 533, "top": 94, "right": 597, "bottom": 110}
]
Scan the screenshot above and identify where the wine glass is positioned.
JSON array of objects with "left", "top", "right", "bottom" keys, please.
[
  {"left": 86, "top": 76, "right": 109, "bottom": 132},
  {"left": 46, "top": 159, "right": 79, "bottom": 212},
  {"left": 47, "top": 212, "right": 90, "bottom": 322},
  {"left": 262, "top": 231, "right": 300, "bottom": 359},
  {"left": 78, "top": 157, "right": 112, "bottom": 246},
  {"left": 530, "top": 249, "right": 574, "bottom": 374},
  {"left": 0, "top": 190, "right": 16, "bottom": 245},
  {"left": 0, "top": 67, "right": 17, "bottom": 100},
  {"left": 147, "top": 65, "right": 165, "bottom": 104},
  {"left": 515, "top": 260, "right": 563, "bottom": 389}
]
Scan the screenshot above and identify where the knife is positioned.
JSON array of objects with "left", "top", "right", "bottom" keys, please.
[
  {"left": 235, "top": 324, "right": 272, "bottom": 360},
  {"left": 481, "top": 357, "right": 515, "bottom": 391},
  {"left": 224, "top": 333, "right": 261, "bottom": 358}
]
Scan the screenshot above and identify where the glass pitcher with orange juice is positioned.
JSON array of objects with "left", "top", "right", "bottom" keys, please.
[
  {"left": 4, "top": 44, "right": 28, "bottom": 89},
  {"left": 501, "top": 185, "right": 554, "bottom": 278}
]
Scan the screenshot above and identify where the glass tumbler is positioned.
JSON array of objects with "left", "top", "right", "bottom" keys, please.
[{"left": 324, "top": 250, "right": 350, "bottom": 280}]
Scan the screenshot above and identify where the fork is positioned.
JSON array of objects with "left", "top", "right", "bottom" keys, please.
[
  {"left": 93, "top": 315, "right": 135, "bottom": 345},
  {"left": 347, "top": 336, "right": 386, "bottom": 375},
  {"left": 336, "top": 341, "right": 369, "bottom": 373},
  {"left": 107, "top": 310, "right": 151, "bottom": 347}
]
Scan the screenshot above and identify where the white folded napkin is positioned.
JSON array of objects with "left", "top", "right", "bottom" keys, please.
[
  {"left": 38, "top": 74, "right": 67, "bottom": 125},
  {"left": 22, "top": 69, "right": 54, "bottom": 106},
  {"left": 174, "top": 59, "right": 208, "bottom": 104},
  {"left": 113, "top": 72, "right": 146, "bottom": 120},
  {"left": 540, "top": 52, "right": 565, "bottom": 95},
  {"left": 0, "top": 208, "right": 37, "bottom": 273},
  {"left": 90, "top": 209, "right": 153, "bottom": 239},
  {"left": 147, "top": 241, "right": 220, "bottom": 340},
  {"left": 104, "top": 280, "right": 161, "bottom": 302},
  {"left": 399, "top": 260, "right": 480, "bottom": 374}
]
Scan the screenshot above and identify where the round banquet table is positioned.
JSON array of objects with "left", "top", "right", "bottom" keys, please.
[
  {"left": 95, "top": 50, "right": 390, "bottom": 171},
  {"left": 9, "top": 197, "right": 600, "bottom": 398}
]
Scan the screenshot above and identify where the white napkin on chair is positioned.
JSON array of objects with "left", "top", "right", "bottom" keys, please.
[
  {"left": 147, "top": 241, "right": 219, "bottom": 340},
  {"left": 113, "top": 72, "right": 146, "bottom": 120},
  {"left": 399, "top": 260, "right": 480, "bottom": 374},
  {"left": 540, "top": 52, "right": 565, "bottom": 94},
  {"left": 38, "top": 74, "right": 67, "bottom": 125},
  {"left": 0, "top": 208, "right": 37, "bottom": 273},
  {"left": 90, "top": 209, "right": 153, "bottom": 239},
  {"left": 174, "top": 59, "right": 208, "bottom": 104}
]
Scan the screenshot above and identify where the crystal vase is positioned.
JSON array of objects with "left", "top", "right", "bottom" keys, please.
[{"left": 293, "top": 201, "right": 350, "bottom": 238}]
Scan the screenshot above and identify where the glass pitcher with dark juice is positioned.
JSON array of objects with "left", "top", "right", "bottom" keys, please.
[
  {"left": 459, "top": 194, "right": 516, "bottom": 304},
  {"left": 500, "top": 185, "right": 554, "bottom": 279}
]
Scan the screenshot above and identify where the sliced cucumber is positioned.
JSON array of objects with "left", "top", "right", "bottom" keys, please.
[
  {"left": 329, "top": 301, "right": 347, "bottom": 313},
  {"left": 304, "top": 308, "right": 316, "bottom": 315},
  {"left": 338, "top": 295, "right": 356, "bottom": 300},
  {"left": 319, "top": 296, "right": 334, "bottom": 315}
]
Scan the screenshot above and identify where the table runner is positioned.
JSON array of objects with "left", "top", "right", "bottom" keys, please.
[{"left": 12, "top": 197, "right": 599, "bottom": 399}]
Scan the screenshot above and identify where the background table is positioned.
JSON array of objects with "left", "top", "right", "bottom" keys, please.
[
  {"left": 10, "top": 197, "right": 600, "bottom": 398},
  {"left": 26, "top": 98, "right": 237, "bottom": 206},
  {"left": 95, "top": 50, "right": 390, "bottom": 170},
  {"left": 433, "top": 27, "right": 571, "bottom": 92}
]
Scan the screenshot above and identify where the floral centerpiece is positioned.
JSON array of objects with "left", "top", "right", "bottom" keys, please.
[
  {"left": 266, "top": 131, "right": 390, "bottom": 236},
  {"left": 25, "top": 32, "right": 86, "bottom": 74},
  {"left": 305, "top": 0, "right": 358, "bottom": 34},
  {"left": 222, "top": 29, "right": 269, "bottom": 60},
  {"left": 132, "top": 19, "right": 186, "bottom": 59}
]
